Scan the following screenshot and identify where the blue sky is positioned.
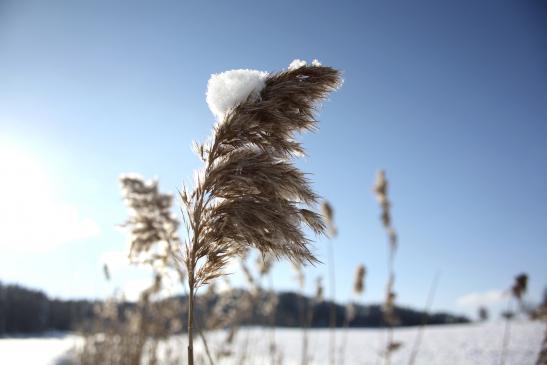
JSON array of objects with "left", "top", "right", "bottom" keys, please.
[{"left": 0, "top": 0, "right": 546, "bottom": 318}]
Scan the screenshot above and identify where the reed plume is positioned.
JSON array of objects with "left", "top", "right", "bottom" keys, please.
[
  {"left": 119, "top": 175, "right": 184, "bottom": 280},
  {"left": 353, "top": 264, "right": 366, "bottom": 296},
  {"left": 181, "top": 61, "right": 342, "bottom": 365}
]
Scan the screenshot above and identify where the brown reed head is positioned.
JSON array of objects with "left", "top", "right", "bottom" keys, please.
[
  {"left": 374, "top": 170, "right": 397, "bottom": 252},
  {"left": 511, "top": 273, "right": 528, "bottom": 300},
  {"left": 353, "top": 264, "right": 367, "bottom": 295},
  {"left": 185, "top": 63, "right": 342, "bottom": 288},
  {"left": 321, "top": 200, "right": 338, "bottom": 238}
]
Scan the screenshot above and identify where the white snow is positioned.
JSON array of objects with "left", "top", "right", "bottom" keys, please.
[
  {"left": 206, "top": 69, "right": 269, "bottom": 121},
  {"left": 288, "top": 59, "right": 307, "bottom": 70},
  {"left": 0, "top": 333, "right": 77, "bottom": 365},
  {"left": 2, "top": 321, "right": 543, "bottom": 364},
  {"left": 185, "top": 321, "right": 544, "bottom": 365},
  {"left": 288, "top": 58, "right": 322, "bottom": 70}
]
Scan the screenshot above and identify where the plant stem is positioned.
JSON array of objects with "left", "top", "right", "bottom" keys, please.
[
  {"left": 187, "top": 274, "right": 195, "bottom": 365},
  {"left": 338, "top": 310, "right": 350, "bottom": 365},
  {"left": 199, "top": 326, "right": 214, "bottom": 365},
  {"left": 408, "top": 271, "right": 440, "bottom": 365},
  {"left": 385, "top": 248, "right": 395, "bottom": 365},
  {"left": 187, "top": 182, "right": 206, "bottom": 365},
  {"left": 300, "top": 288, "right": 311, "bottom": 365},
  {"left": 328, "top": 239, "right": 336, "bottom": 365},
  {"left": 268, "top": 274, "right": 277, "bottom": 365},
  {"left": 536, "top": 321, "right": 547, "bottom": 365}
]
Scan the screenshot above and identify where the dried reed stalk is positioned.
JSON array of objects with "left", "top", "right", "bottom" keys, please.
[
  {"left": 537, "top": 324, "right": 547, "bottom": 365},
  {"left": 235, "top": 253, "right": 279, "bottom": 364},
  {"left": 536, "top": 290, "right": 547, "bottom": 365},
  {"left": 339, "top": 263, "right": 366, "bottom": 365},
  {"left": 500, "top": 273, "right": 528, "bottom": 365},
  {"left": 322, "top": 200, "right": 338, "bottom": 365},
  {"left": 181, "top": 63, "right": 341, "bottom": 365},
  {"left": 256, "top": 254, "right": 279, "bottom": 365},
  {"left": 407, "top": 271, "right": 440, "bottom": 365},
  {"left": 374, "top": 170, "right": 401, "bottom": 365},
  {"left": 292, "top": 263, "right": 309, "bottom": 365},
  {"left": 303, "top": 276, "right": 325, "bottom": 365}
]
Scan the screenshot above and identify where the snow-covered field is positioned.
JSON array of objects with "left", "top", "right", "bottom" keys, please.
[
  {"left": 0, "top": 321, "right": 543, "bottom": 365},
  {"left": 0, "top": 332, "right": 77, "bottom": 365}
]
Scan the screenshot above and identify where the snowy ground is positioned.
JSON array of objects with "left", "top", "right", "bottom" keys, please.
[
  {"left": 0, "top": 321, "right": 543, "bottom": 365},
  {"left": 0, "top": 332, "right": 77, "bottom": 365}
]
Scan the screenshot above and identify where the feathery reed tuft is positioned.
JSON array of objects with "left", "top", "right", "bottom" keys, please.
[
  {"left": 181, "top": 62, "right": 342, "bottom": 365},
  {"left": 120, "top": 175, "right": 182, "bottom": 270}
]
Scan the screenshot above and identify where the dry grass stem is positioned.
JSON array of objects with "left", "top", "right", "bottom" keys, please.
[{"left": 339, "top": 263, "right": 367, "bottom": 365}]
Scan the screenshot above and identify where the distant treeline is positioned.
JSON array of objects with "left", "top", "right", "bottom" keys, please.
[
  {"left": 0, "top": 282, "right": 96, "bottom": 335},
  {"left": 220, "top": 290, "right": 470, "bottom": 328},
  {"left": 0, "top": 282, "right": 469, "bottom": 335},
  {"left": 278, "top": 292, "right": 469, "bottom": 327}
]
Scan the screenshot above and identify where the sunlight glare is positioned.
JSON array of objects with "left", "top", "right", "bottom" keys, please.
[{"left": 0, "top": 141, "right": 99, "bottom": 252}]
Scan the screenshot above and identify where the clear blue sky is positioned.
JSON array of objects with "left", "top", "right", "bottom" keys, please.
[{"left": 1, "top": 0, "right": 546, "bottom": 318}]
